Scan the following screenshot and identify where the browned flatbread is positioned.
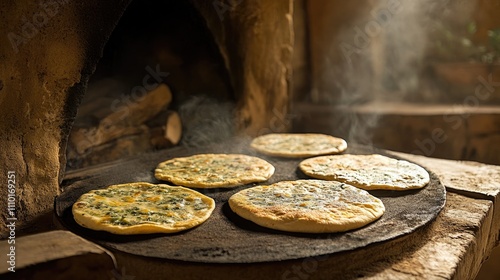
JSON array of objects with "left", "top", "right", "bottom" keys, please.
[
  {"left": 72, "top": 182, "right": 215, "bottom": 235},
  {"left": 229, "top": 179, "right": 385, "bottom": 233},
  {"left": 155, "top": 154, "right": 275, "bottom": 188},
  {"left": 299, "top": 154, "right": 430, "bottom": 190},
  {"left": 250, "top": 133, "right": 347, "bottom": 158}
]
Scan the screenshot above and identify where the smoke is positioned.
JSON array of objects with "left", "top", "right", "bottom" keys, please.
[
  {"left": 328, "top": 0, "right": 454, "bottom": 146},
  {"left": 178, "top": 95, "right": 236, "bottom": 148}
]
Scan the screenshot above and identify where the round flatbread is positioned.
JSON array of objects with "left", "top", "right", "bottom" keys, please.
[
  {"left": 250, "top": 133, "right": 347, "bottom": 158},
  {"left": 229, "top": 180, "right": 385, "bottom": 233},
  {"left": 155, "top": 154, "right": 275, "bottom": 188},
  {"left": 299, "top": 154, "right": 430, "bottom": 191},
  {"left": 72, "top": 182, "right": 215, "bottom": 235}
]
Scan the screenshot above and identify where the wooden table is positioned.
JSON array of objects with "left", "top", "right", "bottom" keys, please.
[{"left": 55, "top": 150, "right": 500, "bottom": 280}]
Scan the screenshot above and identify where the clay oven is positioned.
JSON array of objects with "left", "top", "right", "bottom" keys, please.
[
  {"left": 0, "top": 0, "right": 294, "bottom": 235},
  {"left": 1, "top": 1, "right": 500, "bottom": 279}
]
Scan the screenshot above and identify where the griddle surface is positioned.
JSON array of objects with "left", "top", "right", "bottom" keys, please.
[{"left": 56, "top": 138, "right": 446, "bottom": 263}]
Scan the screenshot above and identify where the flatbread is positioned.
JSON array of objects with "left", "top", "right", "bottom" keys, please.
[
  {"left": 229, "top": 180, "right": 385, "bottom": 233},
  {"left": 72, "top": 182, "right": 215, "bottom": 235},
  {"left": 250, "top": 133, "right": 347, "bottom": 158},
  {"left": 155, "top": 154, "right": 275, "bottom": 188},
  {"left": 299, "top": 154, "right": 430, "bottom": 190}
]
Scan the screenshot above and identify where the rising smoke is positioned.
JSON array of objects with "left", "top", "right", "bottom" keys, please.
[
  {"left": 328, "top": 0, "right": 467, "bottom": 146},
  {"left": 178, "top": 95, "right": 236, "bottom": 148}
]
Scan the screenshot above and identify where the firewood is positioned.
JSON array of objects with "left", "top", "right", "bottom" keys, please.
[
  {"left": 70, "top": 84, "right": 173, "bottom": 154},
  {"left": 150, "top": 127, "right": 170, "bottom": 149},
  {"left": 69, "top": 125, "right": 145, "bottom": 155},
  {"left": 67, "top": 84, "right": 177, "bottom": 168},
  {"left": 164, "top": 111, "right": 182, "bottom": 145},
  {"left": 99, "top": 83, "right": 172, "bottom": 128}
]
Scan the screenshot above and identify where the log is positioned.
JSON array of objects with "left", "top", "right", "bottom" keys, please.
[
  {"left": 150, "top": 111, "right": 182, "bottom": 149},
  {"left": 67, "top": 84, "right": 177, "bottom": 169},
  {"left": 69, "top": 128, "right": 152, "bottom": 169},
  {"left": 99, "top": 83, "right": 172, "bottom": 128},
  {"left": 164, "top": 111, "right": 182, "bottom": 145},
  {"left": 150, "top": 127, "right": 169, "bottom": 149},
  {"left": 69, "top": 125, "right": 146, "bottom": 155},
  {"left": 69, "top": 84, "right": 172, "bottom": 154}
]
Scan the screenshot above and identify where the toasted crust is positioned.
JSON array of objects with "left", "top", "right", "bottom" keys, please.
[
  {"left": 250, "top": 133, "right": 347, "bottom": 158},
  {"left": 154, "top": 154, "right": 275, "bottom": 188},
  {"left": 229, "top": 180, "right": 385, "bottom": 233},
  {"left": 72, "top": 182, "right": 215, "bottom": 235},
  {"left": 299, "top": 154, "right": 430, "bottom": 190}
]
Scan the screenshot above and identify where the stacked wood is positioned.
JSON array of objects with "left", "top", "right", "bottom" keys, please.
[{"left": 66, "top": 83, "right": 182, "bottom": 169}]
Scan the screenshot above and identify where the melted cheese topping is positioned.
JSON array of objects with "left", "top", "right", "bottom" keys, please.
[
  {"left": 299, "top": 154, "right": 430, "bottom": 190},
  {"left": 229, "top": 180, "right": 385, "bottom": 233},
  {"left": 250, "top": 133, "right": 347, "bottom": 158},
  {"left": 72, "top": 182, "right": 215, "bottom": 234},
  {"left": 155, "top": 154, "right": 275, "bottom": 188}
]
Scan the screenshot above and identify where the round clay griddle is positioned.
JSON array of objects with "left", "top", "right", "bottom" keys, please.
[{"left": 55, "top": 138, "right": 446, "bottom": 263}]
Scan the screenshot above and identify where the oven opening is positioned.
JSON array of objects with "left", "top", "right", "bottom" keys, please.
[{"left": 66, "top": 0, "right": 236, "bottom": 170}]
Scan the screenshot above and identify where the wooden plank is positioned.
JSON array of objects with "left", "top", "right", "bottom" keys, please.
[{"left": 0, "top": 230, "right": 117, "bottom": 280}]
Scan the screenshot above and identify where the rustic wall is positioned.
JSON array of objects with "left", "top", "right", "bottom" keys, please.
[
  {"left": 191, "top": 0, "right": 294, "bottom": 135},
  {"left": 0, "top": 0, "right": 130, "bottom": 236}
]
